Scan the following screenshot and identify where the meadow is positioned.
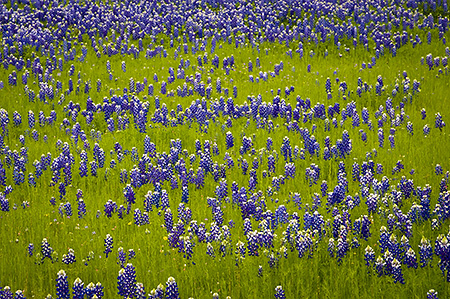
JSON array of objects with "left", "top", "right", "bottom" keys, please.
[{"left": 0, "top": 0, "right": 450, "bottom": 298}]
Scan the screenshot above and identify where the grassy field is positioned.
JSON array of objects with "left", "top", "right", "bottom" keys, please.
[{"left": 0, "top": 0, "right": 450, "bottom": 298}]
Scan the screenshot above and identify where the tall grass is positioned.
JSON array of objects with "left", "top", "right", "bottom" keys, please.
[{"left": 0, "top": 1, "right": 450, "bottom": 298}]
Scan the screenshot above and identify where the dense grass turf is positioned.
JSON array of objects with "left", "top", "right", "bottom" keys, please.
[{"left": 0, "top": 0, "right": 450, "bottom": 298}]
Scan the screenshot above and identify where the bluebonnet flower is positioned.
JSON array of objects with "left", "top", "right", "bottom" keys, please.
[
  {"left": 90, "top": 160, "right": 98, "bottom": 177},
  {"left": 165, "top": 209, "right": 174, "bottom": 233},
  {"left": 274, "top": 286, "right": 286, "bottom": 299},
  {"left": 365, "top": 193, "right": 378, "bottom": 214},
  {"left": 144, "top": 82, "right": 154, "bottom": 97},
  {"left": 435, "top": 235, "right": 450, "bottom": 281},
  {"left": 373, "top": 255, "right": 385, "bottom": 277},
  {"left": 14, "top": 290, "right": 26, "bottom": 299},
  {"left": 28, "top": 110, "right": 35, "bottom": 129},
  {"left": 41, "top": 238, "right": 53, "bottom": 261},
  {"left": 181, "top": 186, "right": 189, "bottom": 204},
  {"left": 134, "top": 209, "right": 142, "bottom": 226},
  {"left": 285, "top": 163, "right": 296, "bottom": 179},
  {"left": 336, "top": 233, "right": 349, "bottom": 263},
  {"left": 8, "top": 71, "right": 16, "bottom": 86},
  {"left": 149, "top": 284, "right": 165, "bottom": 299},
  {"left": 63, "top": 201, "right": 72, "bottom": 217},
  {"left": 427, "top": 289, "right": 439, "bottom": 299},
  {"left": 84, "top": 282, "right": 96, "bottom": 298},
  {"left": 235, "top": 240, "right": 246, "bottom": 260},
  {"left": 266, "top": 137, "right": 273, "bottom": 151},
  {"left": 424, "top": 124, "right": 431, "bottom": 136},
  {"left": 421, "top": 108, "right": 427, "bottom": 119},
  {"left": 435, "top": 113, "right": 446, "bottom": 130},
  {"left": 104, "top": 199, "right": 117, "bottom": 217},
  {"left": 328, "top": 238, "right": 335, "bottom": 257},
  {"left": 247, "top": 231, "right": 260, "bottom": 256},
  {"left": 94, "top": 282, "right": 104, "bottom": 298},
  {"left": 73, "top": 278, "right": 84, "bottom": 299},
  {"left": 13, "top": 111, "right": 22, "bottom": 127},
  {"left": 378, "top": 129, "right": 384, "bottom": 148},
  {"left": 123, "top": 184, "right": 136, "bottom": 213},
  {"left": 391, "top": 258, "right": 405, "bottom": 284},
  {"left": 117, "top": 264, "right": 136, "bottom": 298},
  {"left": 419, "top": 236, "right": 433, "bottom": 267},
  {"left": 56, "top": 270, "right": 70, "bottom": 299},
  {"left": 135, "top": 282, "right": 146, "bottom": 299},
  {"left": 104, "top": 234, "right": 113, "bottom": 258},
  {"left": 28, "top": 243, "right": 34, "bottom": 256},
  {"left": 77, "top": 199, "right": 86, "bottom": 219},
  {"left": 436, "top": 164, "right": 443, "bottom": 175},
  {"left": 379, "top": 226, "right": 391, "bottom": 254},
  {"left": 62, "top": 248, "right": 76, "bottom": 264},
  {"left": 404, "top": 248, "right": 418, "bottom": 269},
  {"left": 128, "top": 249, "right": 136, "bottom": 260},
  {"left": 225, "top": 131, "right": 234, "bottom": 149},
  {"left": 426, "top": 53, "right": 434, "bottom": 69},
  {"left": 26, "top": 172, "right": 36, "bottom": 187},
  {"left": 117, "top": 247, "right": 127, "bottom": 268},
  {"left": 359, "top": 215, "right": 371, "bottom": 240},
  {"left": 351, "top": 237, "right": 360, "bottom": 249},
  {"left": 166, "top": 277, "right": 180, "bottom": 299},
  {"left": 406, "top": 121, "right": 413, "bottom": 135},
  {"left": 159, "top": 190, "right": 170, "bottom": 210},
  {"left": 365, "top": 245, "right": 375, "bottom": 269}
]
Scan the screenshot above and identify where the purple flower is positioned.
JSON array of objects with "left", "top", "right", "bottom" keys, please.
[
  {"left": 136, "top": 282, "right": 146, "bottom": 299},
  {"left": 56, "top": 270, "right": 70, "bottom": 299},
  {"left": 426, "top": 53, "right": 434, "bottom": 69},
  {"left": 421, "top": 108, "right": 427, "bottom": 119},
  {"left": 117, "top": 263, "right": 136, "bottom": 298},
  {"left": 392, "top": 258, "right": 405, "bottom": 284},
  {"left": 435, "top": 113, "right": 446, "bottom": 130},
  {"left": 427, "top": 289, "right": 439, "bottom": 299},
  {"left": 72, "top": 278, "right": 84, "bottom": 299},
  {"left": 404, "top": 248, "right": 418, "bottom": 269},
  {"left": 104, "top": 234, "right": 113, "bottom": 258},
  {"left": 28, "top": 243, "right": 34, "bottom": 256},
  {"left": 85, "top": 283, "right": 95, "bottom": 298},
  {"left": 225, "top": 131, "right": 234, "bottom": 149},
  {"left": 77, "top": 199, "right": 86, "bottom": 219},
  {"left": 378, "top": 129, "right": 384, "bottom": 148},
  {"left": 424, "top": 124, "right": 430, "bottom": 136},
  {"left": 419, "top": 236, "right": 433, "bottom": 267},
  {"left": 164, "top": 209, "right": 173, "bottom": 233},
  {"left": 407, "top": 122, "right": 413, "bottom": 135},
  {"left": 375, "top": 256, "right": 385, "bottom": 276},
  {"left": 41, "top": 238, "right": 53, "bottom": 261},
  {"left": 117, "top": 247, "right": 127, "bottom": 268},
  {"left": 436, "top": 164, "right": 444, "bottom": 175},
  {"left": 328, "top": 238, "right": 335, "bottom": 257},
  {"left": 274, "top": 286, "right": 286, "bottom": 299},
  {"left": 123, "top": 184, "right": 135, "bottom": 213},
  {"left": 62, "top": 248, "right": 76, "bottom": 264},
  {"left": 166, "top": 277, "right": 180, "bottom": 299},
  {"left": 95, "top": 282, "right": 104, "bottom": 298},
  {"left": 14, "top": 290, "right": 26, "bottom": 299},
  {"left": 365, "top": 245, "right": 375, "bottom": 268},
  {"left": 435, "top": 235, "right": 450, "bottom": 281}
]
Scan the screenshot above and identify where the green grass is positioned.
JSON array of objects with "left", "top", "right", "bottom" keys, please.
[{"left": 0, "top": 4, "right": 450, "bottom": 299}]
